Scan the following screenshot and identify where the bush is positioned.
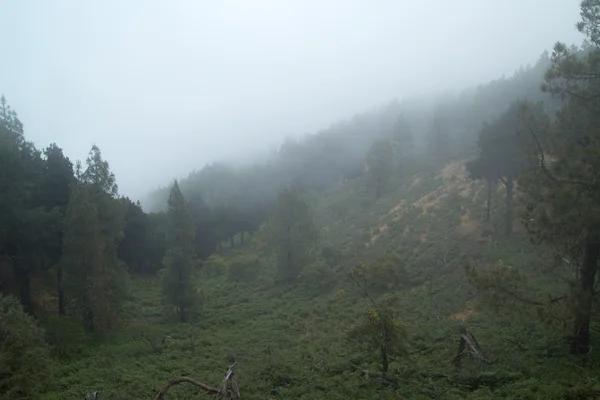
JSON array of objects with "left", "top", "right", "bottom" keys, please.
[
  {"left": 228, "top": 253, "right": 261, "bottom": 282},
  {"left": 202, "top": 254, "right": 228, "bottom": 277},
  {"left": 320, "top": 246, "right": 342, "bottom": 267},
  {"left": 0, "top": 295, "right": 52, "bottom": 399},
  {"left": 299, "top": 259, "right": 337, "bottom": 289},
  {"left": 42, "top": 315, "right": 88, "bottom": 358},
  {"left": 368, "top": 253, "right": 407, "bottom": 290}
]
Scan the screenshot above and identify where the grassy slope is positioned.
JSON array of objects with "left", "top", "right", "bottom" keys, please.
[{"left": 41, "top": 161, "right": 600, "bottom": 400}]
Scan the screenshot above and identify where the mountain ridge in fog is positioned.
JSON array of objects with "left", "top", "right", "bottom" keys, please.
[{"left": 142, "top": 49, "right": 556, "bottom": 212}]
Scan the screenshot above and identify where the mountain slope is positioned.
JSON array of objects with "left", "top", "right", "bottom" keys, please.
[{"left": 41, "top": 158, "right": 600, "bottom": 400}]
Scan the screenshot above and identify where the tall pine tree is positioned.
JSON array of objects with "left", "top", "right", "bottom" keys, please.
[
  {"left": 61, "top": 145, "right": 126, "bottom": 332},
  {"left": 267, "top": 186, "right": 318, "bottom": 282},
  {"left": 162, "top": 180, "right": 198, "bottom": 322}
]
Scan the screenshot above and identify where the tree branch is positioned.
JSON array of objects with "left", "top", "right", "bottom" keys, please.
[
  {"left": 520, "top": 116, "right": 594, "bottom": 189},
  {"left": 480, "top": 283, "right": 566, "bottom": 307},
  {"left": 349, "top": 272, "right": 377, "bottom": 307},
  {"left": 152, "top": 377, "right": 221, "bottom": 400}
]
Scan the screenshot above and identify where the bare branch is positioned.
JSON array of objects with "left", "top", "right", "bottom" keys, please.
[{"left": 152, "top": 377, "right": 220, "bottom": 400}]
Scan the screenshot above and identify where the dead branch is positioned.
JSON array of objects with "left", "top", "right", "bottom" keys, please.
[
  {"left": 152, "top": 377, "right": 220, "bottom": 400},
  {"left": 152, "top": 363, "right": 239, "bottom": 400},
  {"left": 217, "top": 363, "right": 239, "bottom": 400},
  {"left": 453, "top": 326, "right": 492, "bottom": 369}
]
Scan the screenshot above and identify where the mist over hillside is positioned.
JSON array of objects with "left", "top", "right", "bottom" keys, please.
[
  {"left": 1, "top": 1, "right": 583, "bottom": 200},
  {"left": 4, "top": 1, "right": 600, "bottom": 399},
  {"left": 142, "top": 51, "right": 556, "bottom": 215}
]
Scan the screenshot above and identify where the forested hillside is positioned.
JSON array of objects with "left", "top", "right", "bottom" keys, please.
[{"left": 2, "top": 2, "right": 600, "bottom": 399}]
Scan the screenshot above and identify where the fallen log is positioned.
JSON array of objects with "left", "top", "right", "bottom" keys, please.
[
  {"left": 152, "top": 362, "right": 239, "bottom": 400},
  {"left": 152, "top": 377, "right": 221, "bottom": 400}
]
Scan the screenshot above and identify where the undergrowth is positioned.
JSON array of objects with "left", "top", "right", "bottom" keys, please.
[{"left": 39, "top": 162, "right": 600, "bottom": 399}]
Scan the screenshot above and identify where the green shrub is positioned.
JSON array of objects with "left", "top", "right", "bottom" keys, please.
[
  {"left": 299, "top": 259, "right": 337, "bottom": 289},
  {"left": 228, "top": 253, "right": 261, "bottom": 281},
  {"left": 202, "top": 254, "right": 228, "bottom": 277},
  {"left": 368, "top": 253, "right": 407, "bottom": 290},
  {"left": 0, "top": 295, "right": 53, "bottom": 399},
  {"left": 42, "top": 315, "right": 88, "bottom": 358},
  {"left": 321, "top": 246, "right": 343, "bottom": 267}
]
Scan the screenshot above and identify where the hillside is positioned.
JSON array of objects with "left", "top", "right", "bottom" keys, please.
[
  {"left": 5, "top": 4, "right": 600, "bottom": 398},
  {"left": 37, "top": 160, "right": 600, "bottom": 400}
]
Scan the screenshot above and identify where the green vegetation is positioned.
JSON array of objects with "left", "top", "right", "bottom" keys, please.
[
  {"left": 266, "top": 186, "right": 319, "bottom": 282},
  {"left": 3, "top": 2, "right": 600, "bottom": 399},
  {"left": 162, "top": 181, "right": 199, "bottom": 323}
]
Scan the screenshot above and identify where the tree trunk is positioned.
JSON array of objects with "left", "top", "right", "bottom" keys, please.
[
  {"left": 230, "top": 236, "right": 234, "bottom": 248},
  {"left": 57, "top": 265, "right": 65, "bottom": 316},
  {"left": 13, "top": 262, "right": 32, "bottom": 314},
  {"left": 287, "top": 250, "right": 293, "bottom": 281},
  {"left": 19, "top": 272, "right": 32, "bottom": 315},
  {"left": 217, "top": 242, "right": 222, "bottom": 254},
  {"left": 485, "top": 179, "right": 492, "bottom": 222},
  {"left": 178, "top": 268, "right": 186, "bottom": 323},
  {"left": 504, "top": 177, "right": 514, "bottom": 236},
  {"left": 240, "top": 232, "right": 244, "bottom": 246},
  {"left": 571, "top": 231, "right": 599, "bottom": 355},
  {"left": 83, "top": 307, "right": 94, "bottom": 332},
  {"left": 381, "top": 342, "right": 389, "bottom": 374}
]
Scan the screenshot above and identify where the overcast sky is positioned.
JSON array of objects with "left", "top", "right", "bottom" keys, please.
[{"left": 0, "top": 0, "right": 584, "bottom": 200}]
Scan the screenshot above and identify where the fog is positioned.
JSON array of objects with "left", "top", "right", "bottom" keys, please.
[{"left": 0, "top": 0, "right": 583, "bottom": 200}]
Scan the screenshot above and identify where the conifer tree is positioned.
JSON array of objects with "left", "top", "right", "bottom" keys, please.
[
  {"left": 366, "top": 140, "right": 394, "bottom": 198},
  {"left": 62, "top": 145, "right": 126, "bottom": 332},
  {"left": 162, "top": 180, "right": 197, "bottom": 322},
  {"left": 520, "top": 1, "right": 600, "bottom": 354},
  {"left": 266, "top": 186, "right": 318, "bottom": 282}
]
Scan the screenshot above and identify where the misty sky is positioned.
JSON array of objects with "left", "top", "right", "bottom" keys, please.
[{"left": 1, "top": 0, "right": 584, "bottom": 200}]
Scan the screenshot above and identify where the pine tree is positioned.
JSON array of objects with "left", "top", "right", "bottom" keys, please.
[
  {"left": 62, "top": 184, "right": 104, "bottom": 332},
  {"left": 42, "top": 143, "right": 74, "bottom": 315},
  {"left": 366, "top": 140, "right": 394, "bottom": 198},
  {"left": 0, "top": 96, "right": 50, "bottom": 313},
  {"left": 61, "top": 145, "right": 126, "bottom": 332},
  {"left": 518, "top": 0, "right": 600, "bottom": 354},
  {"left": 267, "top": 186, "right": 318, "bottom": 282},
  {"left": 162, "top": 180, "right": 198, "bottom": 322},
  {"left": 467, "top": 101, "right": 548, "bottom": 235}
]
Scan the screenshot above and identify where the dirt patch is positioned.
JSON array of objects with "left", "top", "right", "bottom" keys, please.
[
  {"left": 449, "top": 308, "right": 476, "bottom": 321},
  {"left": 369, "top": 224, "right": 389, "bottom": 245},
  {"left": 408, "top": 174, "right": 422, "bottom": 189},
  {"left": 412, "top": 161, "right": 473, "bottom": 214},
  {"left": 442, "top": 162, "right": 468, "bottom": 183},
  {"left": 460, "top": 209, "right": 478, "bottom": 235},
  {"left": 390, "top": 202, "right": 404, "bottom": 215},
  {"left": 414, "top": 192, "right": 446, "bottom": 214}
]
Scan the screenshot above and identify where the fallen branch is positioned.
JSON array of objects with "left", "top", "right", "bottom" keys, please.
[
  {"left": 152, "top": 363, "right": 239, "bottom": 400},
  {"left": 217, "top": 363, "right": 239, "bottom": 400},
  {"left": 152, "top": 377, "right": 220, "bottom": 400},
  {"left": 453, "top": 326, "right": 492, "bottom": 369}
]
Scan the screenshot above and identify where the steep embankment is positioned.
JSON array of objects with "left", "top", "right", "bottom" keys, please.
[{"left": 41, "top": 160, "right": 600, "bottom": 400}]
